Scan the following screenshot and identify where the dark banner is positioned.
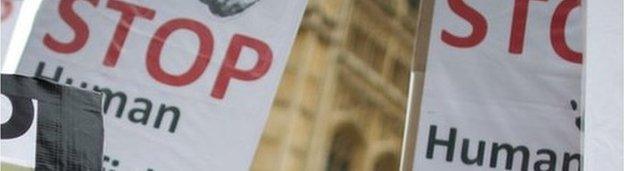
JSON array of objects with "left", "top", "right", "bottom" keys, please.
[{"left": 1, "top": 74, "right": 103, "bottom": 170}]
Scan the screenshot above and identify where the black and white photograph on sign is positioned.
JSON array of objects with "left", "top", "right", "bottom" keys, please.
[{"left": 199, "top": 0, "right": 260, "bottom": 17}]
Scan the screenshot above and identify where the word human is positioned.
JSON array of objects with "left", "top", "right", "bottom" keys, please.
[
  {"left": 35, "top": 62, "right": 180, "bottom": 133},
  {"left": 425, "top": 125, "right": 580, "bottom": 171},
  {"left": 44, "top": 0, "right": 273, "bottom": 99}
]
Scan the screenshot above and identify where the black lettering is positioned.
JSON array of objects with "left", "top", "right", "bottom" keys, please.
[
  {"left": 154, "top": 104, "right": 180, "bottom": 133},
  {"left": 534, "top": 149, "right": 556, "bottom": 171},
  {"left": 461, "top": 139, "right": 485, "bottom": 166},
  {"left": 490, "top": 143, "right": 529, "bottom": 171},
  {"left": 426, "top": 125, "right": 456, "bottom": 161},
  {"left": 562, "top": 153, "right": 580, "bottom": 171},
  {"left": 128, "top": 98, "right": 153, "bottom": 125},
  {"left": 32, "top": 62, "right": 183, "bottom": 133},
  {"left": 1, "top": 95, "right": 35, "bottom": 139},
  {"left": 93, "top": 87, "right": 127, "bottom": 118},
  {"left": 34, "top": 62, "right": 63, "bottom": 82}
]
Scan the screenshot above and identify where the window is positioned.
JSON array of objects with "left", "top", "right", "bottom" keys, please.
[{"left": 325, "top": 124, "right": 364, "bottom": 171}]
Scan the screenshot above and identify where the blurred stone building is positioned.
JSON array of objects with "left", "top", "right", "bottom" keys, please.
[{"left": 251, "top": 0, "right": 420, "bottom": 170}]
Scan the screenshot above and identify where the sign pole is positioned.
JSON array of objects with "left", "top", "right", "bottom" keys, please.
[{"left": 399, "top": 0, "right": 435, "bottom": 170}]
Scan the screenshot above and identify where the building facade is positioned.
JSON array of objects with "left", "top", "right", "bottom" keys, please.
[{"left": 251, "top": 0, "right": 423, "bottom": 170}]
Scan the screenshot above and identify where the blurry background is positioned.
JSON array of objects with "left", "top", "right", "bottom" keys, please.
[{"left": 251, "top": 0, "right": 423, "bottom": 170}]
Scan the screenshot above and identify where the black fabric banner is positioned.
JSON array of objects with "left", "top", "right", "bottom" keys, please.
[{"left": 1, "top": 74, "right": 103, "bottom": 170}]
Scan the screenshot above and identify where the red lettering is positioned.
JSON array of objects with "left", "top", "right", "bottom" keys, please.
[
  {"left": 509, "top": 0, "right": 546, "bottom": 54},
  {"left": 211, "top": 34, "right": 273, "bottom": 99},
  {"left": 1, "top": 0, "right": 12, "bottom": 21},
  {"left": 441, "top": 0, "right": 487, "bottom": 48},
  {"left": 551, "top": 0, "right": 582, "bottom": 64},
  {"left": 43, "top": 0, "right": 98, "bottom": 53},
  {"left": 103, "top": 0, "right": 155, "bottom": 67},
  {"left": 146, "top": 19, "right": 214, "bottom": 86}
]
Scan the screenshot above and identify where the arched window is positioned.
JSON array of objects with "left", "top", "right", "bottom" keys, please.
[
  {"left": 373, "top": 152, "right": 399, "bottom": 171},
  {"left": 325, "top": 124, "right": 365, "bottom": 171},
  {"left": 407, "top": 0, "right": 419, "bottom": 9}
]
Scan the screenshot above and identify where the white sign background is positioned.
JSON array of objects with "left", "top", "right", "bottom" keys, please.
[
  {"left": 583, "top": 0, "right": 624, "bottom": 170},
  {"left": 414, "top": 0, "right": 582, "bottom": 170},
  {"left": 14, "top": 0, "right": 307, "bottom": 170},
  {"left": 1, "top": 0, "right": 22, "bottom": 64}
]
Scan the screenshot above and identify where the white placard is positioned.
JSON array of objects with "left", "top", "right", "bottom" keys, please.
[
  {"left": 583, "top": 0, "right": 624, "bottom": 170},
  {"left": 14, "top": 0, "right": 307, "bottom": 170},
  {"left": 413, "top": 1, "right": 582, "bottom": 171},
  {"left": 1, "top": 0, "right": 22, "bottom": 64}
]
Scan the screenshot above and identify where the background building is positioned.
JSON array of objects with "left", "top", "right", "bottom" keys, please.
[{"left": 251, "top": 0, "right": 422, "bottom": 170}]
